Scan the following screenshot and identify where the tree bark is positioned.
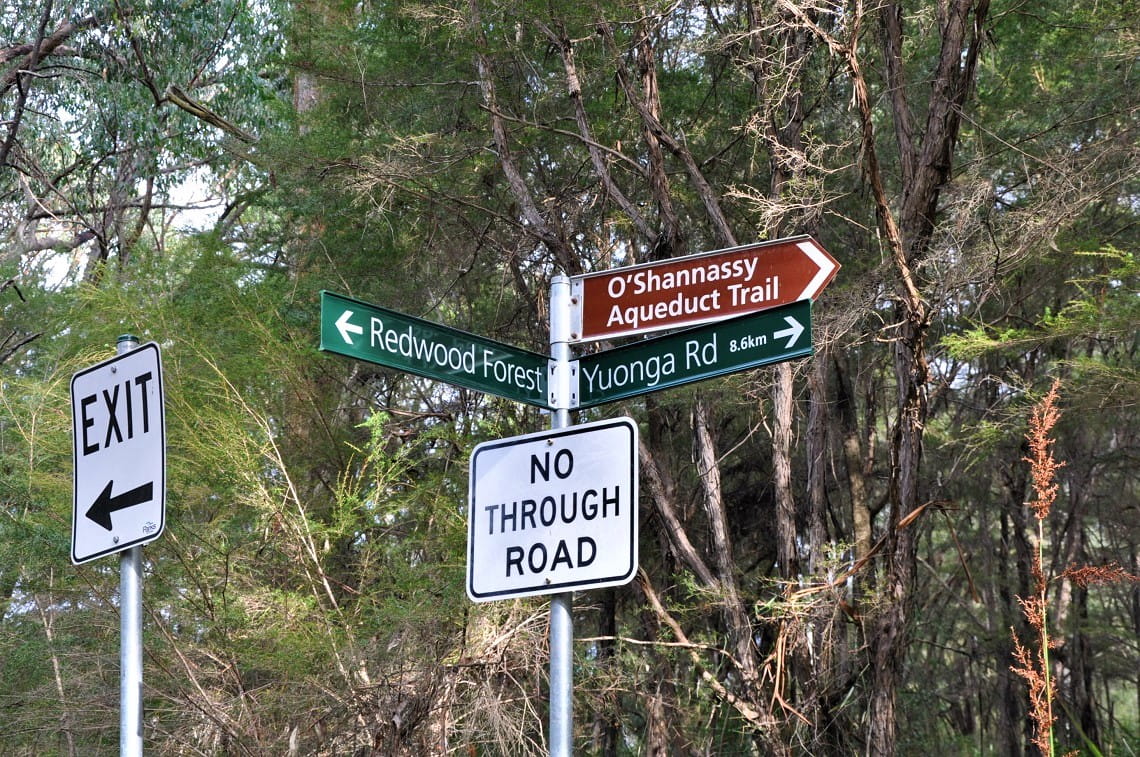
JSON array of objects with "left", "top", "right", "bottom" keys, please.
[
  {"left": 538, "top": 21, "right": 655, "bottom": 249},
  {"left": 835, "top": 357, "right": 873, "bottom": 564},
  {"left": 590, "top": 588, "right": 619, "bottom": 757},
  {"left": 471, "top": 6, "right": 579, "bottom": 276},
  {"left": 693, "top": 400, "right": 763, "bottom": 696},
  {"left": 786, "top": 1, "right": 991, "bottom": 750},
  {"left": 806, "top": 355, "right": 829, "bottom": 575},
  {"left": 772, "top": 362, "right": 799, "bottom": 580},
  {"left": 638, "top": 436, "right": 718, "bottom": 589}
]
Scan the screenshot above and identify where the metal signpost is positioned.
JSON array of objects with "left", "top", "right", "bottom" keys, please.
[
  {"left": 546, "top": 276, "right": 574, "bottom": 756},
  {"left": 570, "top": 235, "right": 837, "bottom": 341},
  {"left": 318, "top": 235, "right": 835, "bottom": 755},
  {"left": 71, "top": 336, "right": 166, "bottom": 757}
]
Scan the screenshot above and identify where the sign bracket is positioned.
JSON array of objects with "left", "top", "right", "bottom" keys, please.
[{"left": 547, "top": 358, "right": 579, "bottom": 410}]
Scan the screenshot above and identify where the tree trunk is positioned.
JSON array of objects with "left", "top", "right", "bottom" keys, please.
[
  {"left": 835, "top": 357, "right": 873, "bottom": 564},
  {"left": 772, "top": 361, "right": 799, "bottom": 580},
  {"left": 811, "top": 2, "right": 991, "bottom": 749},
  {"left": 591, "top": 588, "right": 619, "bottom": 757},
  {"left": 693, "top": 400, "right": 762, "bottom": 696},
  {"left": 806, "top": 355, "right": 829, "bottom": 574},
  {"left": 35, "top": 585, "right": 77, "bottom": 757}
]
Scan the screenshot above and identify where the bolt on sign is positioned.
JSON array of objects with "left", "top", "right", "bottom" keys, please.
[
  {"left": 467, "top": 417, "right": 639, "bottom": 602},
  {"left": 569, "top": 235, "right": 838, "bottom": 342}
]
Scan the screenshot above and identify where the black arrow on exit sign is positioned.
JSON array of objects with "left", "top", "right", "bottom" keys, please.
[{"left": 85, "top": 480, "right": 154, "bottom": 531}]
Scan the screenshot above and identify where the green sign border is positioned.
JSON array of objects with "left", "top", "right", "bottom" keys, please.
[
  {"left": 319, "top": 290, "right": 552, "bottom": 408},
  {"left": 574, "top": 299, "right": 812, "bottom": 408}
]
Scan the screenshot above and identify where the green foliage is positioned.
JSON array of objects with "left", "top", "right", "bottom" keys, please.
[
  {"left": 2, "top": 0, "right": 1139, "bottom": 753},
  {"left": 942, "top": 248, "right": 1139, "bottom": 407}
]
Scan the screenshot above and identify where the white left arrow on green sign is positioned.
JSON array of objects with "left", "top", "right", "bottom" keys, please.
[{"left": 335, "top": 310, "right": 364, "bottom": 343}]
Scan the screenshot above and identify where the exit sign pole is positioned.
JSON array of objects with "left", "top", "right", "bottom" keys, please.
[
  {"left": 69, "top": 336, "right": 159, "bottom": 757},
  {"left": 117, "top": 336, "right": 146, "bottom": 757},
  {"left": 71, "top": 334, "right": 166, "bottom": 757}
]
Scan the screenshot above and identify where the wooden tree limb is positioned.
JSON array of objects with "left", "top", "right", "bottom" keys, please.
[
  {"left": 0, "top": 329, "right": 40, "bottom": 366},
  {"left": 113, "top": 0, "right": 163, "bottom": 106},
  {"left": 637, "top": 571, "right": 779, "bottom": 732},
  {"left": 692, "top": 400, "right": 737, "bottom": 590},
  {"left": 771, "top": 360, "right": 799, "bottom": 580},
  {"left": 469, "top": 0, "right": 580, "bottom": 275},
  {"left": 0, "top": 11, "right": 109, "bottom": 95},
  {"left": 594, "top": 19, "right": 683, "bottom": 259},
  {"left": 534, "top": 19, "right": 657, "bottom": 249},
  {"left": 899, "top": 0, "right": 990, "bottom": 255},
  {"left": 775, "top": 0, "right": 920, "bottom": 315},
  {"left": 165, "top": 84, "right": 257, "bottom": 144},
  {"left": 475, "top": 103, "right": 646, "bottom": 176},
  {"left": 834, "top": 355, "right": 874, "bottom": 562},
  {"left": 637, "top": 436, "right": 718, "bottom": 588},
  {"left": 597, "top": 18, "right": 736, "bottom": 252},
  {"left": 0, "top": 0, "right": 55, "bottom": 172},
  {"left": 692, "top": 399, "right": 772, "bottom": 712},
  {"left": 881, "top": 5, "right": 915, "bottom": 189}
]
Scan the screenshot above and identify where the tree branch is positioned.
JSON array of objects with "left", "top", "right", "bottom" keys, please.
[
  {"left": 599, "top": 17, "right": 740, "bottom": 253},
  {"left": 469, "top": 0, "right": 579, "bottom": 275},
  {"left": 637, "top": 436, "right": 717, "bottom": 588},
  {"left": 638, "top": 571, "right": 781, "bottom": 733},
  {"left": 534, "top": 19, "right": 657, "bottom": 248},
  {"left": 0, "top": 0, "right": 56, "bottom": 170},
  {"left": 164, "top": 84, "right": 257, "bottom": 144}
]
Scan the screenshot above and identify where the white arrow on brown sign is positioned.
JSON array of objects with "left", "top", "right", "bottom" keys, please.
[{"left": 570, "top": 235, "right": 839, "bottom": 342}]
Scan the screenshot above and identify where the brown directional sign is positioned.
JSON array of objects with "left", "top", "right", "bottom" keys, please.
[{"left": 569, "top": 235, "right": 838, "bottom": 342}]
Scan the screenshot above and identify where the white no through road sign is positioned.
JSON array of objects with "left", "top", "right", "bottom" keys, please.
[
  {"left": 71, "top": 342, "right": 166, "bottom": 564},
  {"left": 467, "top": 417, "right": 638, "bottom": 602}
]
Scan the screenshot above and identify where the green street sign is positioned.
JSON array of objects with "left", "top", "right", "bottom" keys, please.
[
  {"left": 573, "top": 299, "right": 811, "bottom": 408},
  {"left": 320, "top": 291, "right": 551, "bottom": 408}
]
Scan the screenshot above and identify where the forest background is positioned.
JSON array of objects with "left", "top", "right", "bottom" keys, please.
[{"left": 1, "top": 0, "right": 1138, "bottom": 754}]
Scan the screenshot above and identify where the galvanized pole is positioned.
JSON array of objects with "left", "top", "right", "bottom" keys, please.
[
  {"left": 117, "top": 334, "right": 144, "bottom": 757},
  {"left": 547, "top": 276, "right": 573, "bottom": 756}
]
